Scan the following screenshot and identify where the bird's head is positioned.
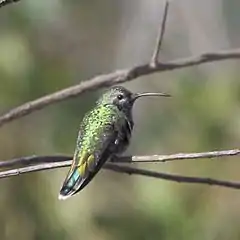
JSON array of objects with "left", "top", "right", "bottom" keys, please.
[{"left": 97, "top": 86, "right": 171, "bottom": 112}]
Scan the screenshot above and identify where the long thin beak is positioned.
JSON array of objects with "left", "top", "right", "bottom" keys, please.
[{"left": 132, "top": 92, "right": 171, "bottom": 101}]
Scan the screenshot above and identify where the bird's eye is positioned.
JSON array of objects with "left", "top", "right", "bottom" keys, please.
[{"left": 117, "top": 94, "right": 123, "bottom": 100}]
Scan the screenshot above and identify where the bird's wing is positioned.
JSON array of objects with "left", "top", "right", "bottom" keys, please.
[
  {"left": 76, "top": 122, "right": 118, "bottom": 174},
  {"left": 59, "top": 120, "right": 119, "bottom": 200}
]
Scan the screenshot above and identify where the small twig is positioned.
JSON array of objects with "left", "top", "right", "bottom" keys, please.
[
  {"left": 0, "top": 0, "right": 20, "bottom": 8},
  {"left": 150, "top": 0, "right": 169, "bottom": 67},
  {"left": 0, "top": 48, "right": 240, "bottom": 128},
  {"left": 0, "top": 157, "right": 240, "bottom": 190}
]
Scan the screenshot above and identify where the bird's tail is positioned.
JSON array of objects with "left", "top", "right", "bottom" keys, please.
[
  {"left": 59, "top": 152, "right": 107, "bottom": 200},
  {"left": 58, "top": 168, "right": 84, "bottom": 200}
]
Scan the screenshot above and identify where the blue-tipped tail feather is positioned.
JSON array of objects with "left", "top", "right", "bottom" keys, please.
[
  {"left": 59, "top": 153, "right": 106, "bottom": 200},
  {"left": 59, "top": 169, "right": 83, "bottom": 200}
]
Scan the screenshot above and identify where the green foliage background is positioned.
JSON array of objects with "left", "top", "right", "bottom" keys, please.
[{"left": 0, "top": 0, "right": 240, "bottom": 239}]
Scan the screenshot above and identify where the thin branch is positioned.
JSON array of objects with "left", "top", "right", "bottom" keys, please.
[
  {"left": 115, "top": 149, "right": 240, "bottom": 163},
  {"left": 0, "top": 48, "right": 240, "bottom": 127},
  {"left": 105, "top": 164, "right": 240, "bottom": 190},
  {"left": 0, "top": 156, "right": 240, "bottom": 190},
  {"left": 0, "top": 0, "right": 20, "bottom": 8},
  {"left": 0, "top": 160, "right": 72, "bottom": 178},
  {"left": 150, "top": 0, "right": 169, "bottom": 67},
  {"left": 0, "top": 155, "right": 71, "bottom": 168},
  {"left": 0, "top": 149, "right": 239, "bottom": 169}
]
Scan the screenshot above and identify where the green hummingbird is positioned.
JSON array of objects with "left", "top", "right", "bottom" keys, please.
[{"left": 59, "top": 86, "right": 170, "bottom": 200}]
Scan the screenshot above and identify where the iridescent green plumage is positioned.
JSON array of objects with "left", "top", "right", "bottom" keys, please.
[{"left": 59, "top": 86, "right": 170, "bottom": 200}]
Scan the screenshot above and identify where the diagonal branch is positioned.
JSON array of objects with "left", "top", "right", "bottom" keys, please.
[
  {"left": 0, "top": 156, "right": 240, "bottom": 190},
  {"left": 0, "top": 0, "right": 20, "bottom": 8},
  {"left": 0, "top": 48, "right": 240, "bottom": 127}
]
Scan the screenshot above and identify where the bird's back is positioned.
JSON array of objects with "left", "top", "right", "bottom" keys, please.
[
  {"left": 59, "top": 104, "right": 126, "bottom": 199},
  {"left": 77, "top": 104, "right": 123, "bottom": 155}
]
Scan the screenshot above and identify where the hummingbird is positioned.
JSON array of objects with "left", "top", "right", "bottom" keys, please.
[{"left": 59, "top": 86, "right": 170, "bottom": 200}]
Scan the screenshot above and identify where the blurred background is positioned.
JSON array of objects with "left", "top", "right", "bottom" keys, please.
[{"left": 0, "top": 0, "right": 240, "bottom": 239}]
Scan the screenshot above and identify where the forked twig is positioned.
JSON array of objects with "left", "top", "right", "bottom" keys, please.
[
  {"left": 0, "top": 48, "right": 240, "bottom": 128},
  {"left": 1, "top": 2, "right": 240, "bottom": 127}
]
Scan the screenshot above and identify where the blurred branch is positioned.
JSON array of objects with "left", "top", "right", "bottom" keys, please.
[
  {"left": 0, "top": 153, "right": 240, "bottom": 190},
  {"left": 0, "top": 0, "right": 20, "bottom": 8},
  {"left": 0, "top": 48, "right": 240, "bottom": 127}
]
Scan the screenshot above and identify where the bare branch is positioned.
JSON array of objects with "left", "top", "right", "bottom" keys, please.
[
  {"left": 150, "top": 0, "right": 169, "bottom": 67},
  {"left": 0, "top": 48, "right": 240, "bottom": 127},
  {"left": 0, "top": 155, "right": 240, "bottom": 190},
  {"left": 0, "top": 0, "right": 20, "bottom": 8}
]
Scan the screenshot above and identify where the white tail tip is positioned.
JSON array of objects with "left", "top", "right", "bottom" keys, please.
[{"left": 58, "top": 194, "right": 70, "bottom": 201}]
